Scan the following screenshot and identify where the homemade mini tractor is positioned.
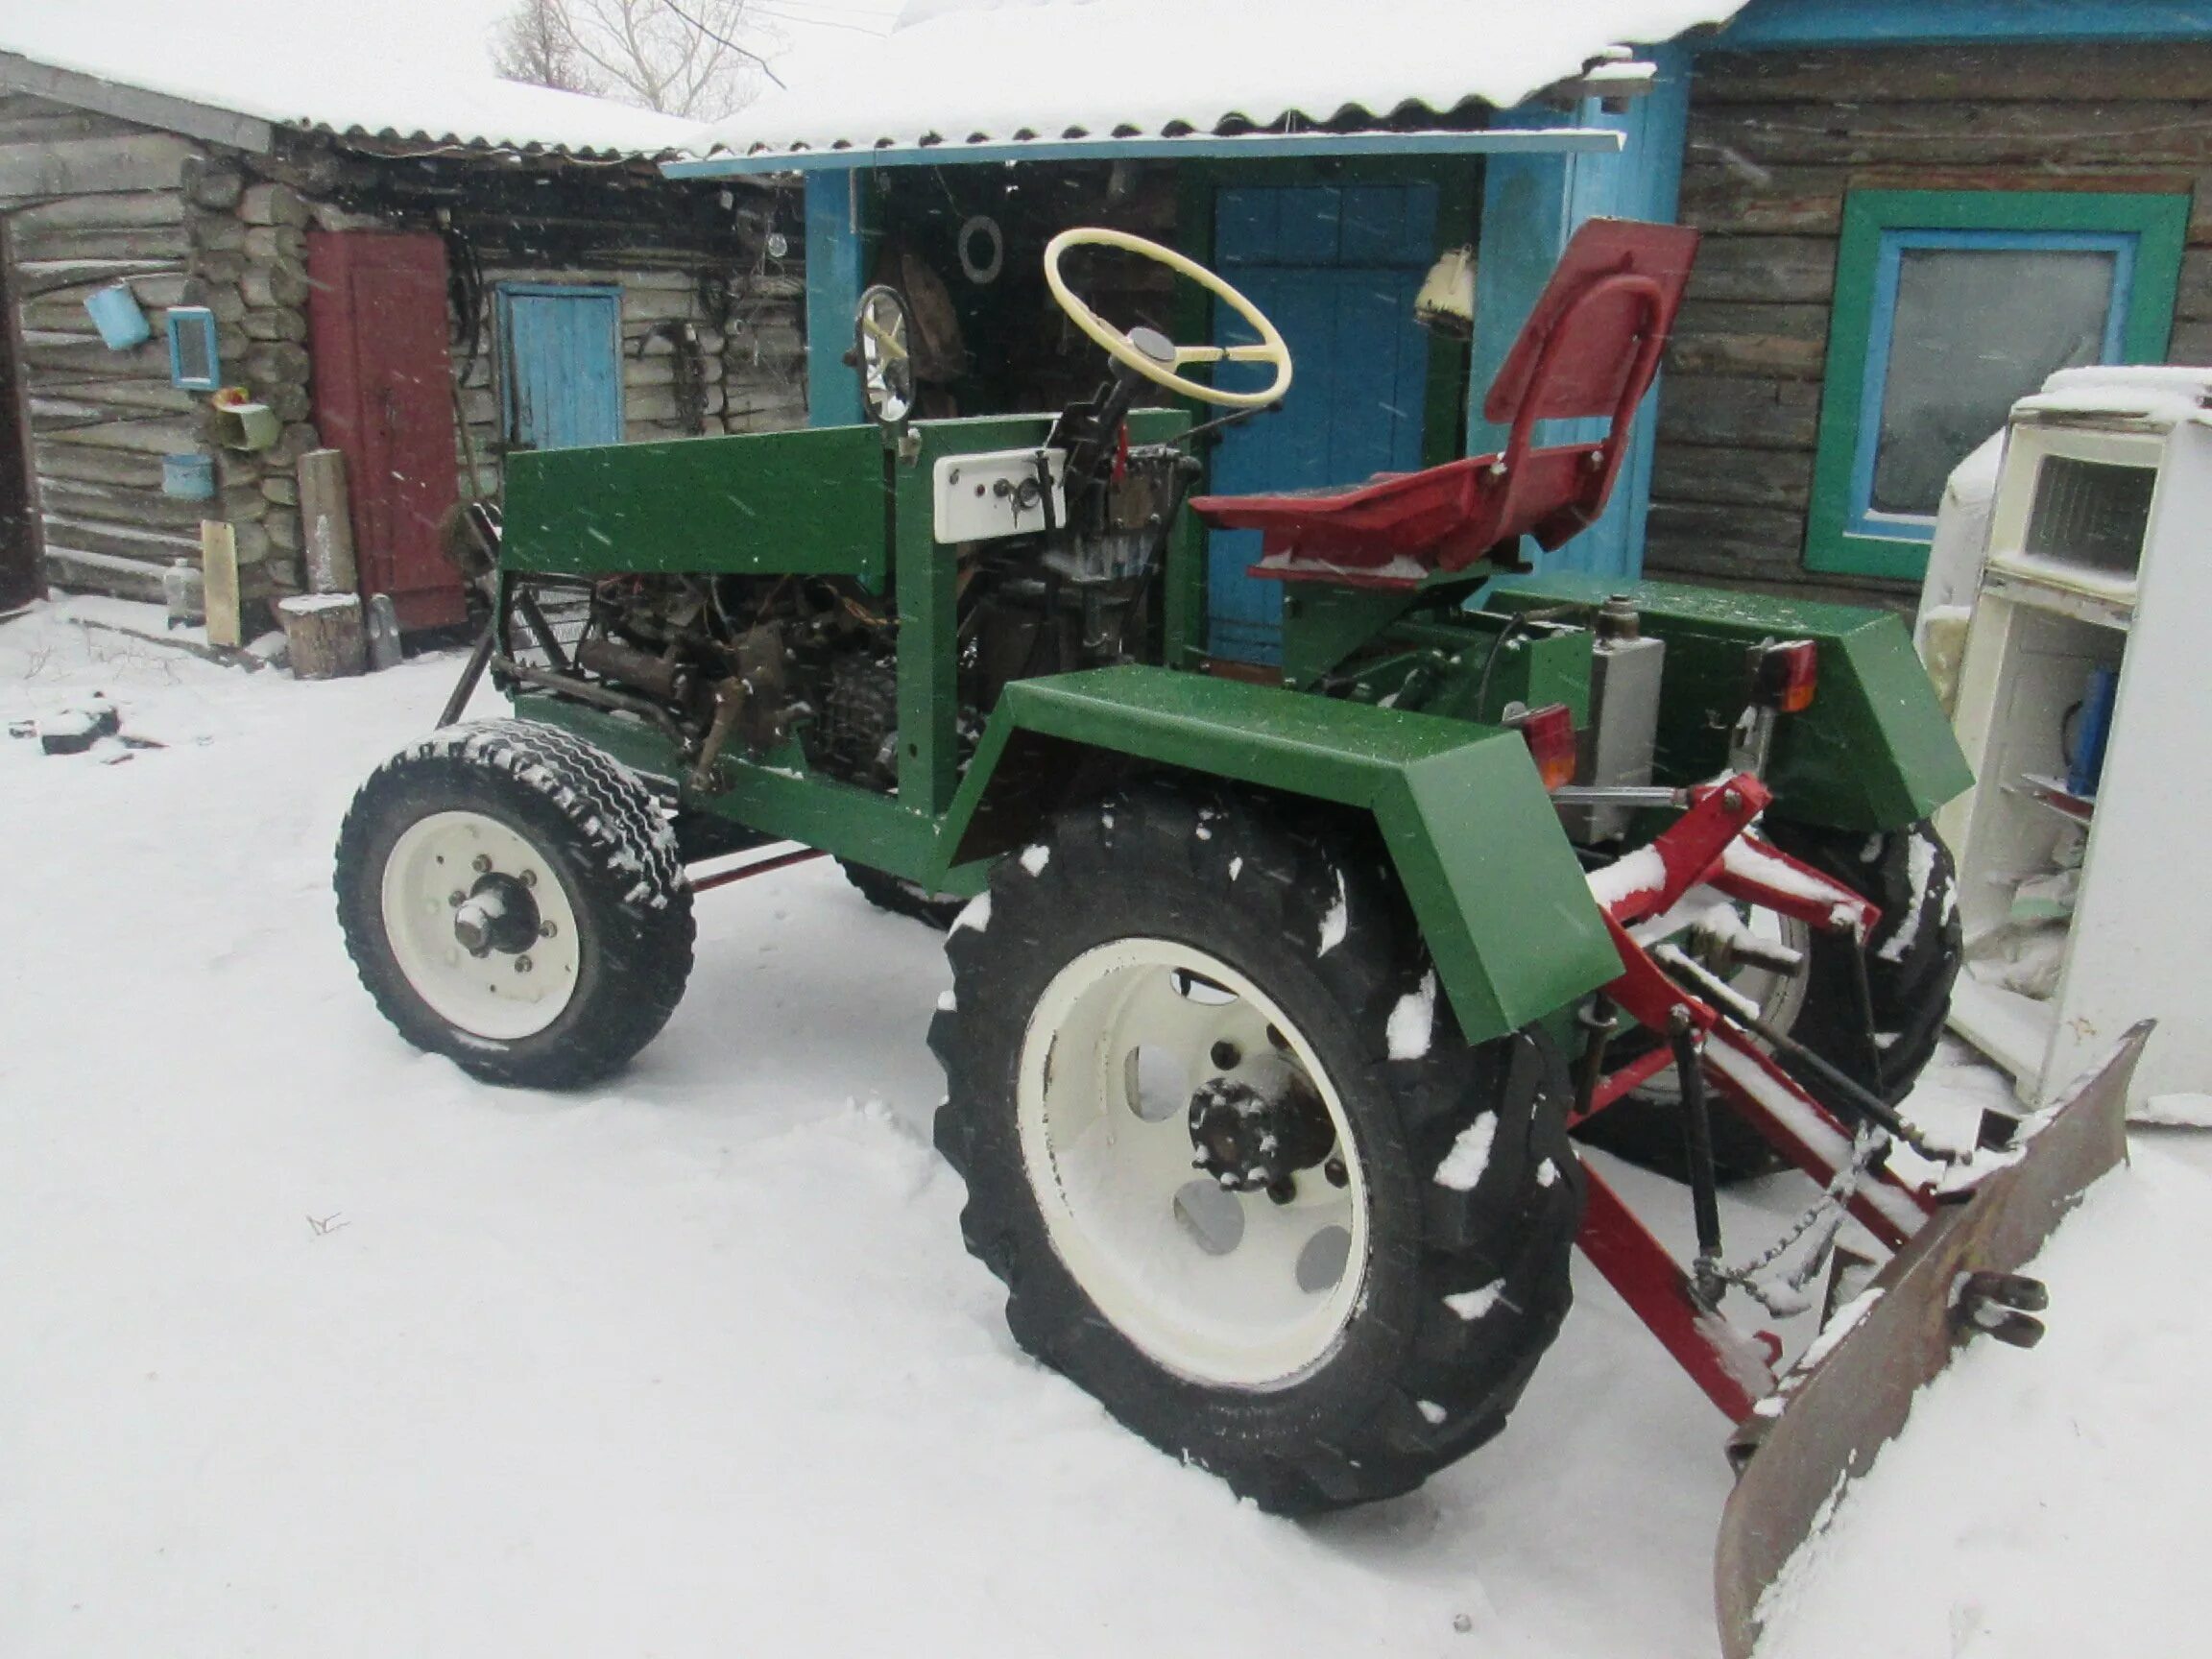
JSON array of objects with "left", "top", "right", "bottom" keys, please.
[{"left": 335, "top": 219, "right": 2145, "bottom": 1650}]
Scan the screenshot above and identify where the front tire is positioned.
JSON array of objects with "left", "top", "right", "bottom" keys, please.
[
  {"left": 335, "top": 719, "right": 694, "bottom": 1088},
  {"left": 930, "top": 782, "right": 1582, "bottom": 1514},
  {"left": 1575, "top": 817, "right": 1961, "bottom": 1180}
]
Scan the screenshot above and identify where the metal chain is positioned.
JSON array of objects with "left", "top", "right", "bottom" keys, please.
[{"left": 1696, "top": 1122, "right": 1891, "bottom": 1318}]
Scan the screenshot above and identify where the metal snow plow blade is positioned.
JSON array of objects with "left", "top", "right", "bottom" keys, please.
[{"left": 1714, "top": 1022, "right": 2149, "bottom": 1659}]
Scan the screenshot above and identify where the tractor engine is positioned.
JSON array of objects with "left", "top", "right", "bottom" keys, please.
[{"left": 505, "top": 443, "right": 1187, "bottom": 798}]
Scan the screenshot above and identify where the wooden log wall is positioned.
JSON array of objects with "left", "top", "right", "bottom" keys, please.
[
  {"left": 3, "top": 103, "right": 804, "bottom": 611},
  {"left": 1653, "top": 42, "right": 2212, "bottom": 606},
  {"left": 0, "top": 95, "right": 203, "bottom": 604}
]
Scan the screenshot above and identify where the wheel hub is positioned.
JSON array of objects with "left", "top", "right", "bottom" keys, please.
[
  {"left": 378, "top": 809, "right": 582, "bottom": 1042},
  {"left": 453, "top": 872, "right": 541, "bottom": 957},
  {"left": 1189, "top": 1053, "right": 1335, "bottom": 1198}
]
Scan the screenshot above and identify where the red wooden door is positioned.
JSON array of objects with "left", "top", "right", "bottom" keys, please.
[{"left": 306, "top": 231, "right": 464, "bottom": 630}]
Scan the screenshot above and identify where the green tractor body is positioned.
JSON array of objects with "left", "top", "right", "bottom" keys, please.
[{"left": 493, "top": 406, "right": 1963, "bottom": 1044}]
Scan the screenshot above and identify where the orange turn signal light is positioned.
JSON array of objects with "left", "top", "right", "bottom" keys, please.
[
  {"left": 1755, "top": 639, "right": 1818, "bottom": 713},
  {"left": 1514, "top": 701, "right": 1579, "bottom": 791}
]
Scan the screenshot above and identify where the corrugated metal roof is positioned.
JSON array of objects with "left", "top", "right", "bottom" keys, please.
[
  {"left": 687, "top": 0, "right": 1749, "bottom": 162},
  {"left": 0, "top": 4, "right": 700, "bottom": 160}
]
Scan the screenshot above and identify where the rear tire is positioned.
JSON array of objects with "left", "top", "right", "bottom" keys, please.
[
  {"left": 335, "top": 719, "right": 694, "bottom": 1088},
  {"left": 930, "top": 781, "right": 1582, "bottom": 1514},
  {"left": 1574, "top": 817, "right": 1960, "bottom": 1181},
  {"left": 838, "top": 858, "right": 966, "bottom": 930}
]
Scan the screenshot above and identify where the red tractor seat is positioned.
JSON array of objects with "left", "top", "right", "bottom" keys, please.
[{"left": 1189, "top": 218, "right": 1700, "bottom": 590}]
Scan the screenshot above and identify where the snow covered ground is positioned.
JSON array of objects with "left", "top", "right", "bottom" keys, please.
[{"left": 4, "top": 597, "right": 2206, "bottom": 1659}]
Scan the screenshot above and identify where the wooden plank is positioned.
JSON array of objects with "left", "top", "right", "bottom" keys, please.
[
  {"left": 36, "top": 414, "right": 202, "bottom": 455},
  {"left": 20, "top": 333, "right": 175, "bottom": 378},
  {"left": 1685, "top": 235, "right": 1836, "bottom": 304},
  {"left": 2167, "top": 319, "right": 2212, "bottom": 363},
  {"left": 42, "top": 543, "right": 171, "bottom": 604},
  {"left": 202, "top": 518, "right": 241, "bottom": 647},
  {"left": 9, "top": 256, "right": 185, "bottom": 297},
  {"left": 19, "top": 274, "right": 190, "bottom": 317},
  {"left": 1651, "top": 441, "right": 1815, "bottom": 512},
  {"left": 38, "top": 511, "right": 199, "bottom": 564},
  {"left": 0, "top": 53, "right": 272, "bottom": 152},
  {"left": 28, "top": 376, "right": 194, "bottom": 416},
  {"left": 36, "top": 474, "right": 214, "bottom": 529},
  {"left": 11, "top": 190, "right": 185, "bottom": 234},
  {"left": 0, "top": 108, "right": 131, "bottom": 145},
  {"left": 0, "top": 132, "right": 196, "bottom": 199},
  {"left": 1655, "top": 373, "right": 1822, "bottom": 451},
  {"left": 1689, "top": 101, "right": 2212, "bottom": 170},
  {"left": 31, "top": 439, "right": 165, "bottom": 488},
  {"left": 13, "top": 224, "right": 190, "bottom": 263},
  {"left": 1678, "top": 163, "right": 1846, "bottom": 236},
  {"left": 1693, "top": 44, "right": 2212, "bottom": 107},
  {"left": 1667, "top": 301, "right": 1828, "bottom": 377},
  {"left": 2176, "top": 247, "right": 2212, "bottom": 321},
  {"left": 1643, "top": 499, "right": 1810, "bottom": 582}
]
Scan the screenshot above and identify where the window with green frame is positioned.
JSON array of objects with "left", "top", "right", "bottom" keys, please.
[{"left": 1806, "top": 189, "right": 2189, "bottom": 579}]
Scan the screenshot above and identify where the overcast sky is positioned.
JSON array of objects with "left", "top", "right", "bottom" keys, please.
[{"left": 294, "top": 0, "right": 907, "bottom": 89}]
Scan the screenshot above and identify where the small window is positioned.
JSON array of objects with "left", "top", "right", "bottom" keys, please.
[
  {"left": 1807, "top": 191, "right": 2188, "bottom": 580},
  {"left": 166, "top": 306, "right": 221, "bottom": 390}
]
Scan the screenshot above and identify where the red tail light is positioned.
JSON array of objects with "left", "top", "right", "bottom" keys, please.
[
  {"left": 1755, "top": 639, "right": 1818, "bottom": 713},
  {"left": 1514, "top": 702, "right": 1578, "bottom": 791}
]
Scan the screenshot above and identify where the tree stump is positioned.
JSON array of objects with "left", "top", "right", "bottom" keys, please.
[{"left": 278, "top": 593, "right": 366, "bottom": 680}]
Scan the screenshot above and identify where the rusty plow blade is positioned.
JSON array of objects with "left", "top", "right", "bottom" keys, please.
[{"left": 1713, "top": 1022, "right": 2150, "bottom": 1659}]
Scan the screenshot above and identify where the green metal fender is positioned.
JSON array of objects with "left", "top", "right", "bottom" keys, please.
[
  {"left": 931, "top": 664, "right": 1622, "bottom": 1046},
  {"left": 1493, "top": 572, "right": 1972, "bottom": 830}
]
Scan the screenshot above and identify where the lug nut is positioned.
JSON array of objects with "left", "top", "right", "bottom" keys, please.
[
  {"left": 471, "top": 854, "right": 493, "bottom": 874},
  {"left": 1266, "top": 1176, "right": 1297, "bottom": 1206},
  {"left": 1210, "top": 1040, "right": 1241, "bottom": 1070},
  {"left": 519, "top": 869, "right": 537, "bottom": 889},
  {"left": 539, "top": 920, "right": 558, "bottom": 939},
  {"left": 1324, "top": 1157, "right": 1349, "bottom": 1189},
  {"left": 448, "top": 890, "right": 465, "bottom": 907},
  {"left": 514, "top": 955, "right": 533, "bottom": 974}
]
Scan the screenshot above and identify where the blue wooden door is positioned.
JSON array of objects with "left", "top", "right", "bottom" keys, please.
[
  {"left": 1205, "top": 184, "right": 1438, "bottom": 664},
  {"left": 497, "top": 283, "right": 623, "bottom": 450}
]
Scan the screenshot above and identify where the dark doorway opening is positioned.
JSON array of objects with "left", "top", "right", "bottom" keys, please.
[{"left": 0, "top": 221, "right": 43, "bottom": 612}]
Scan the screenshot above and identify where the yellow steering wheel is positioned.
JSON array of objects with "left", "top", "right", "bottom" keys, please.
[{"left": 1044, "top": 227, "right": 1293, "bottom": 410}]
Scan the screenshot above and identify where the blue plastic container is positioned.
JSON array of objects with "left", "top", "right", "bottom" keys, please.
[
  {"left": 162, "top": 452, "right": 216, "bottom": 500},
  {"left": 84, "top": 282, "right": 152, "bottom": 349}
]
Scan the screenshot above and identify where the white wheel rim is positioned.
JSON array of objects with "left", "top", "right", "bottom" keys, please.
[
  {"left": 1643, "top": 902, "right": 1812, "bottom": 1103},
  {"left": 1016, "top": 938, "right": 1368, "bottom": 1389},
  {"left": 378, "top": 810, "right": 583, "bottom": 1042}
]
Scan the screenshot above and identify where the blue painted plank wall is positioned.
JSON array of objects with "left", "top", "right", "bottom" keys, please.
[
  {"left": 1719, "top": 0, "right": 2212, "bottom": 47},
  {"left": 805, "top": 172, "right": 866, "bottom": 427}
]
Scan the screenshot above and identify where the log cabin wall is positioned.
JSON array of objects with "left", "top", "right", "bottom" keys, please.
[
  {"left": 0, "top": 105, "right": 802, "bottom": 613},
  {"left": 1652, "top": 41, "right": 2212, "bottom": 607},
  {"left": 198, "top": 134, "right": 804, "bottom": 610},
  {"left": 0, "top": 95, "right": 206, "bottom": 604}
]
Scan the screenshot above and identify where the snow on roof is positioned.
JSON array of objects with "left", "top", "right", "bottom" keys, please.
[
  {"left": 0, "top": 1, "right": 699, "bottom": 160},
  {"left": 2014, "top": 365, "right": 2212, "bottom": 431},
  {"left": 690, "top": 0, "right": 1750, "bottom": 161}
]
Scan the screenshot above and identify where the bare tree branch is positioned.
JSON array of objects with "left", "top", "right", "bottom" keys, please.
[{"left": 489, "top": 0, "right": 781, "bottom": 118}]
